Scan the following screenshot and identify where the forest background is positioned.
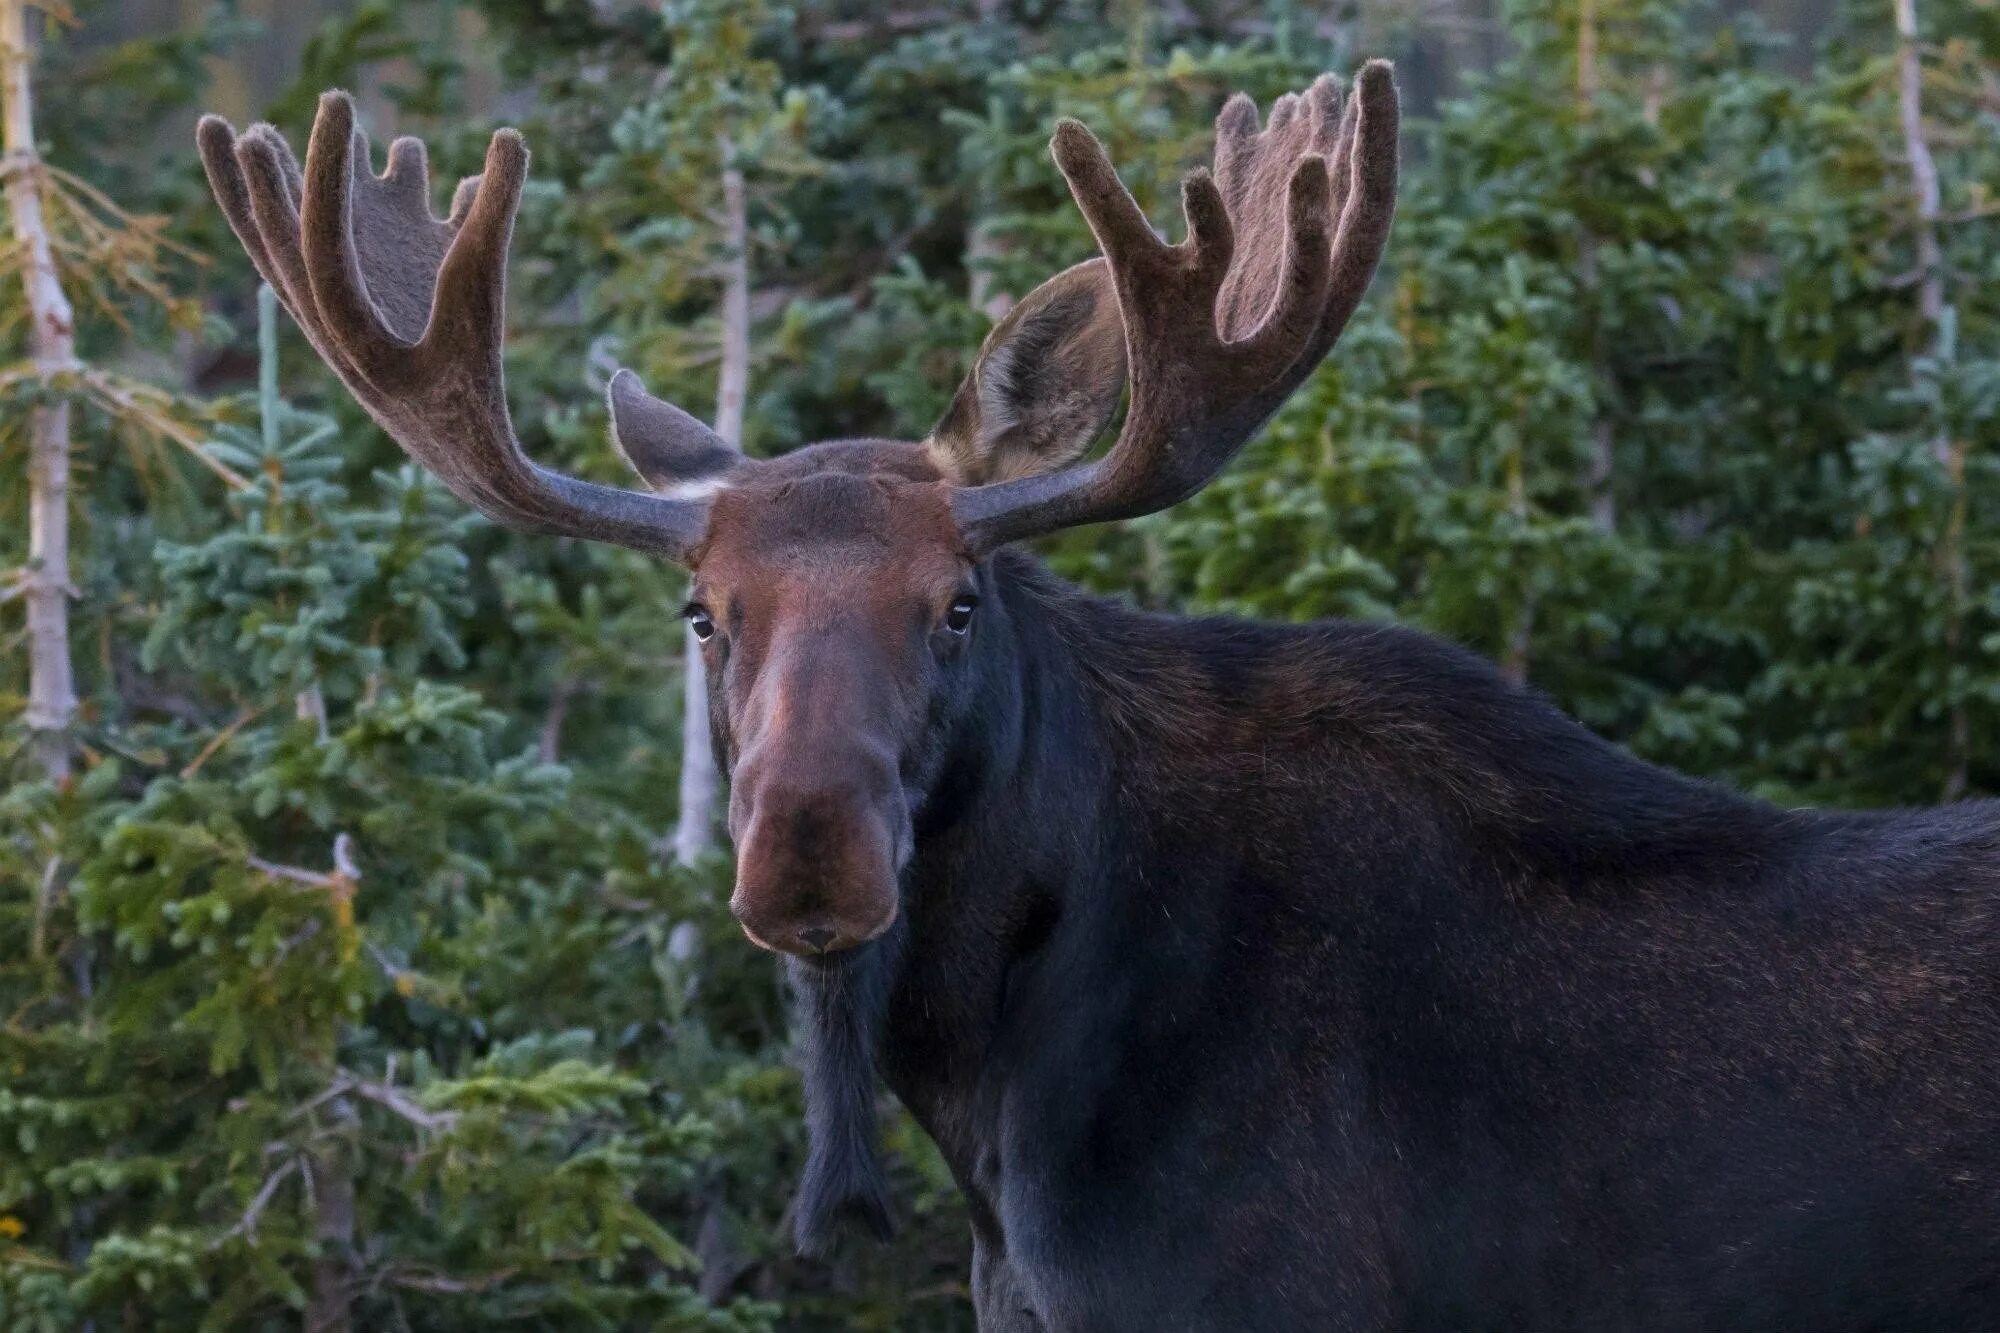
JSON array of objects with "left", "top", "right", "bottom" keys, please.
[{"left": 2, "top": 0, "right": 1996, "bottom": 1328}]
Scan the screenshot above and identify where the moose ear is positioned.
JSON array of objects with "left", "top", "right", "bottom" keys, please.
[
  {"left": 926, "top": 259, "right": 1127, "bottom": 486},
  {"left": 607, "top": 369, "right": 739, "bottom": 496}
]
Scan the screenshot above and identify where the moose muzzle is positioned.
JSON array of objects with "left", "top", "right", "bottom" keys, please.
[{"left": 724, "top": 629, "right": 910, "bottom": 956}]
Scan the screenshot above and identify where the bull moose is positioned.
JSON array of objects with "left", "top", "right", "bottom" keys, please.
[{"left": 195, "top": 62, "right": 2000, "bottom": 1331}]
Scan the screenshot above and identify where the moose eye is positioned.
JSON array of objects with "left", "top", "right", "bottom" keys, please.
[
  {"left": 685, "top": 604, "right": 716, "bottom": 642},
  {"left": 945, "top": 595, "right": 978, "bottom": 635}
]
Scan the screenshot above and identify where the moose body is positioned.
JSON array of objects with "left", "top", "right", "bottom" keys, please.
[
  {"left": 847, "top": 549, "right": 2000, "bottom": 1330},
  {"left": 196, "top": 60, "right": 2000, "bottom": 1331}
]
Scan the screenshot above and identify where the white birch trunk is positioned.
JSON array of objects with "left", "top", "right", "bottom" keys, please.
[
  {"left": 1890, "top": 0, "right": 1968, "bottom": 798},
  {"left": 967, "top": 205, "right": 1014, "bottom": 322},
  {"left": 1892, "top": 0, "right": 1944, "bottom": 333},
  {"left": 673, "top": 138, "right": 749, "bottom": 865},
  {"left": 2, "top": 0, "right": 78, "bottom": 781}
]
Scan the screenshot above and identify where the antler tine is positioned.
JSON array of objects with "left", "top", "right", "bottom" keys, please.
[
  {"left": 951, "top": 62, "right": 1399, "bottom": 552},
  {"left": 197, "top": 94, "right": 721, "bottom": 560},
  {"left": 423, "top": 128, "right": 525, "bottom": 378},
  {"left": 196, "top": 117, "right": 290, "bottom": 317},
  {"left": 300, "top": 93, "right": 406, "bottom": 376},
  {"left": 229, "top": 127, "right": 315, "bottom": 331},
  {"left": 1322, "top": 62, "right": 1399, "bottom": 354}
]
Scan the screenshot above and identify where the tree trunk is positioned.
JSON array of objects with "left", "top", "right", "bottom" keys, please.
[
  {"left": 1892, "top": 0, "right": 1944, "bottom": 332},
  {"left": 1575, "top": 0, "right": 1599, "bottom": 108},
  {"left": 1890, "top": 0, "right": 1967, "bottom": 799},
  {"left": 1502, "top": 435, "right": 1534, "bottom": 687},
  {"left": 966, "top": 210, "right": 1014, "bottom": 322},
  {"left": 672, "top": 137, "right": 749, "bottom": 865},
  {"left": 713, "top": 142, "right": 750, "bottom": 452},
  {"left": 306, "top": 1097, "right": 357, "bottom": 1333},
  {"left": 1, "top": 0, "right": 78, "bottom": 781},
  {"left": 257, "top": 283, "right": 333, "bottom": 743},
  {"left": 306, "top": 842, "right": 361, "bottom": 1333},
  {"left": 1576, "top": 0, "right": 1616, "bottom": 536}
]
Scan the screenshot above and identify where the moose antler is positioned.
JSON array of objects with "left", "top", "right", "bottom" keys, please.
[
  {"left": 951, "top": 62, "right": 1399, "bottom": 550},
  {"left": 196, "top": 93, "right": 722, "bottom": 558}
]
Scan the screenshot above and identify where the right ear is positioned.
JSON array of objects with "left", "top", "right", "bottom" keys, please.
[{"left": 926, "top": 259, "right": 1127, "bottom": 486}]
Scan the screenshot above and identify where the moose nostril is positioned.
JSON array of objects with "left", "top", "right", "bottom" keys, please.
[{"left": 796, "top": 925, "right": 837, "bottom": 953}]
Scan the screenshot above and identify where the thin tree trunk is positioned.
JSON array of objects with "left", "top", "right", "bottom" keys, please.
[
  {"left": 1893, "top": 0, "right": 1944, "bottom": 331},
  {"left": 1576, "top": 0, "right": 1616, "bottom": 535},
  {"left": 305, "top": 840, "right": 361, "bottom": 1333},
  {"left": 966, "top": 72, "right": 1013, "bottom": 322},
  {"left": 1891, "top": 0, "right": 1967, "bottom": 798},
  {"left": 306, "top": 1097, "right": 356, "bottom": 1333},
  {"left": 2, "top": 0, "right": 78, "bottom": 781},
  {"left": 672, "top": 137, "right": 749, "bottom": 865},
  {"left": 1942, "top": 434, "right": 1969, "bottom": 799},
  {"left": 257, "top": 283, "right": 333, "bottom": 743},
  {"left": 713, "top": 141, "right": 750, "bottom": 451},
  {"left": 967, "top": 208, "right": 1014, "bottom": 322},
  {"left": 1584, "top": 415, "right": 1615, "bottom": 533},
  {"left": 538, "top": 677, "right": 576, "bottom": 764},
  {"left": 296, "top": 685, "right": 329, "bottom": 740},
  {"left": 1575, "top": 0, "right": 1599, "bottom": 108},
  {"left": 1642, "top": 63, "right": 1668, "bottom": 132},
  {"left": 1502, "top": 436, "right": 1534, "bottom": 686},
  {"left": 8, "top": 22, "right": 90, "bottom": 1288},
  {"left": 1120, "top": 0, "right": 1148, "bottom": 70}
]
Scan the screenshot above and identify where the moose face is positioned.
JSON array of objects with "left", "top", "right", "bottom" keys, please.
[
  {"left": 196, "top": 68, "right": 1397, "bottom": 958},
  {"left": 679, "top": 444, "right": 976, "bottom": 956}
]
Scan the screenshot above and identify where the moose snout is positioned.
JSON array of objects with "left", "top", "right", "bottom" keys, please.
[{"left": 728, "top": 759, "right": 904, "bottom": 956}]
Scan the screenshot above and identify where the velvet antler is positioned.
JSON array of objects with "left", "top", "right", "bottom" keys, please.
[
  {"left": 950, "top": 62, "right": 1400, "bottom": 551},
  {"left": 197, "top": 93, "right": 724, "bottom": 559}
]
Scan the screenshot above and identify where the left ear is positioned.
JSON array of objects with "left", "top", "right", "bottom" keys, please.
[
  {"left": 926, "top": 259, "right": 1127, "bottom": 485},
  {"left": 607, "top": 369, "right": 739, "bottom": 495}
]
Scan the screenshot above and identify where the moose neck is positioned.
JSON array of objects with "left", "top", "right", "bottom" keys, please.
[
  {"left": 785, "top": 548, "right": 1121, "bottom": 1250},
  {"left": 786, "top": 548, "right": 1791, "bottom": 1253}
]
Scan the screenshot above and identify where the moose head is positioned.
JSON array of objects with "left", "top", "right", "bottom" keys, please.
[{"left": 196, "top": 67, "right": 1398, "bottom": 959}]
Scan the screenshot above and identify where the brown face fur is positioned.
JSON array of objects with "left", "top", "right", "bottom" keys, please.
[{"left": 686, "top": 441, "right": 974, "bottom": 955}]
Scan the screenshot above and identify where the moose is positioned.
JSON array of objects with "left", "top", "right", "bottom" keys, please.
[{"left": 195, "top": 62, "right": 2000, "bottom": 1331}]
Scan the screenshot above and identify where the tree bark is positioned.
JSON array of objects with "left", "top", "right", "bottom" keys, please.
[
  {"left": 305, "top": 1096, "right": 357, "bottom": 1333},
  {"left": 1502, "top": 435, "right": 1534, "bottom": 687},
  {"left": 1892, "top": 0, "right": 1944, "bottom": 331},
  {"left": 1890, "top": 0, "right": 1967, "bottom": 799},
  {"left": 305, "top": 841, "right": 361, "bottom": 1333},
  {"left": 672, "top": 137, "right": 749, "bottom": 865},
  {"left": 1575, "top": 0, "right": 1599, "bottom": 109},
  {"left": 967, "top": 209, "right": 1014, "bottom": 322},
  {"left": 1576, "top": 0, "right": 1616, "bottom": 536},
  {"left": 2, "top": 0, "right": 78, "bottom": 781},
  {"left": 713, "top": 141, "right": 750, "bottom": 452},
  {"left": 257, "top": 283, "right": 333, "bottom": 743}
]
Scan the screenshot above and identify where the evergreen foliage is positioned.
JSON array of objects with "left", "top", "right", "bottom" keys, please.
[{"left": 2, "top": 0, "right": 1995, "bottom": 1326}]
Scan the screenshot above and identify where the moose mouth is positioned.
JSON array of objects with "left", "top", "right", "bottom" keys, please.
[
  {"left": 734, "top": 906, "right": 897, "bottom": 958},
  {"left": 728, "top": 792, "right": 909, "bottom": 956}
]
